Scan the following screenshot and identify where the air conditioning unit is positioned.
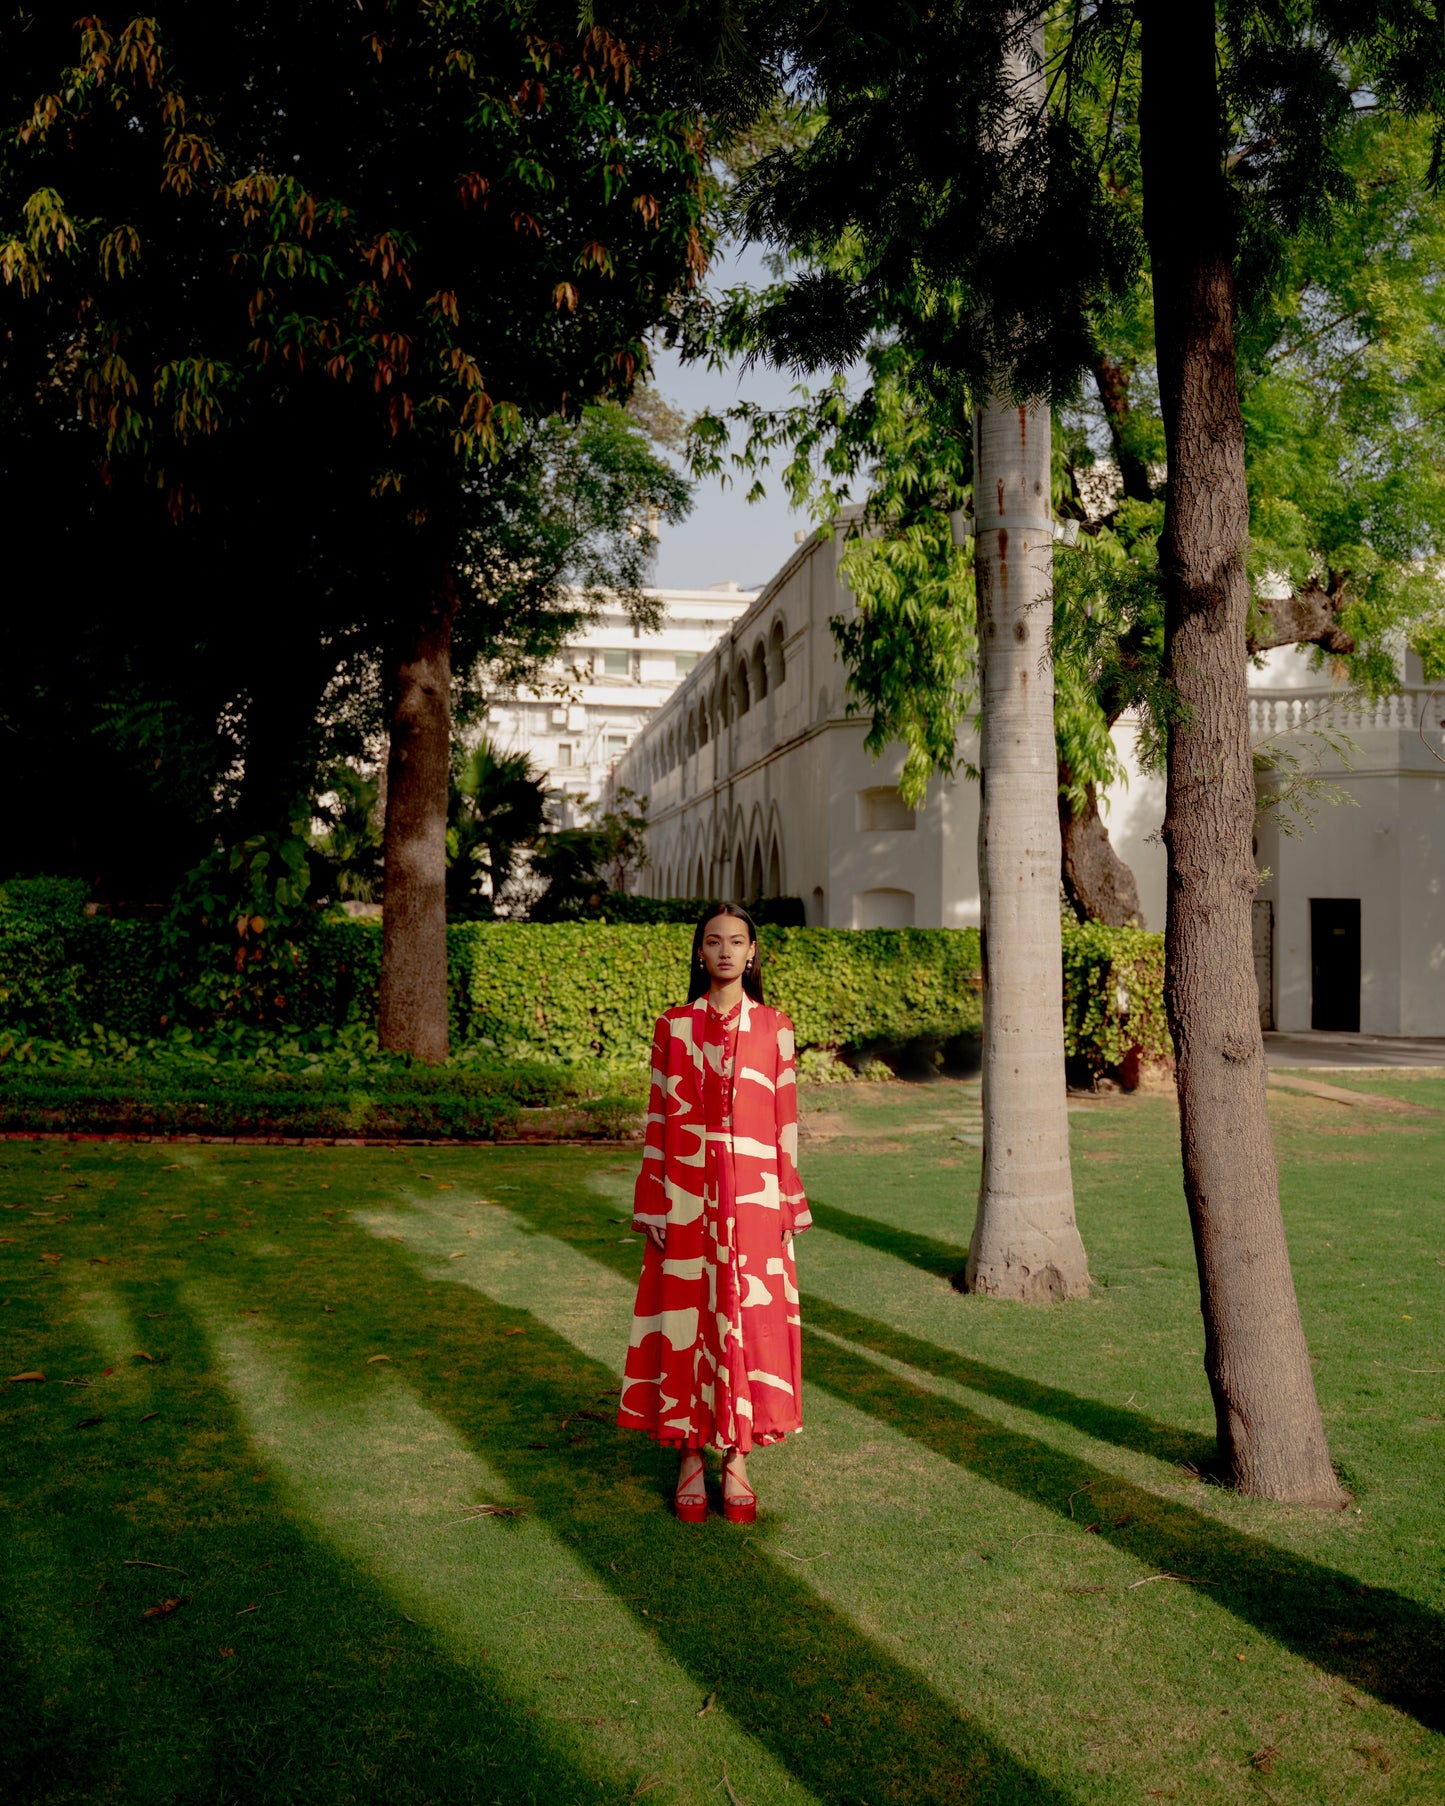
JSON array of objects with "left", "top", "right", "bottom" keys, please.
[{"left": 550, "top": 708, "right": 567, "bottom": 726}]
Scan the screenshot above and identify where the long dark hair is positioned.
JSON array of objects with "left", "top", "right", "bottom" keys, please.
[{"left": 687, "top": 902, "right": 766, "bottom": 1004}]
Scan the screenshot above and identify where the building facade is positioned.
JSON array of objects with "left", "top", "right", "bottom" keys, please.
[
  {"left": 616, "top": 530, "right": 1445, "bottom": 1035},
  {"left": 613, "top": 531, "right": 980, "bottom": 928},
  {"left": 483, "top": 582, "right": 757, "bottom": 824}
]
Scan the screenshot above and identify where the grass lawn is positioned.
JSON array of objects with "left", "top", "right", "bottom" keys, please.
[{"left": 3, "top": 1072, "right": 1444, "bottom": 1804}]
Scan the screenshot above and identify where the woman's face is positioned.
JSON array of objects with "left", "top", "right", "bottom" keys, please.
[{"left": 699, "top": 914, "right": 755, "bottom": 987}]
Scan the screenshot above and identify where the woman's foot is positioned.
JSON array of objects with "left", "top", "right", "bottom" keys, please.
[
  {"left": 674, "top": 1451, "right": 707, "bottom": 1523},
  {"left": 722, "top": 1450, "right": 756, "bottom": 1524}
]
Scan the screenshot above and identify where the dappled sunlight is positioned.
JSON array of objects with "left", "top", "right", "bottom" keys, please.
[
  {"left": 198, "top": 1291, "right": 810, "bottom": 1806},
  {"left": 348, "top": 1196, "right": 1438, "bottom": 1800}
]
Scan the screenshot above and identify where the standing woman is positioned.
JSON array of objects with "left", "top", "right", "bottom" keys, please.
[{"left": 617, "top": 903, "right": 811, "bottom": 1522}]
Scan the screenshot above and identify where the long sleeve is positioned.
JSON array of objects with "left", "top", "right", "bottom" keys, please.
[
  {"left": 632, "top": 1015, "right": 671, "bottom": 1235},
  {"left": 775, "top": 1013, "right": 811, "bottom": 1234}
]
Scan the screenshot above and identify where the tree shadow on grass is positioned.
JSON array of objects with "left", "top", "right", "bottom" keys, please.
[
  {"left": 808, "top": 1199, "right": 972, "bottom": 1283},
  {"left": 239, "top": 1242, "right": 1076, "bottom": 1806},
  {"left": 0, "top": 1284, "right": 645, "bottom": 1806},
  {"left": 455, "top": 1176, "right": 1445, "bottom": 1737},
  {"left": 798, "top": 1319, "right": 1445, "bottom": 1735},
  {"left": 802, "top": 1282, "right": 1213, "bottom": 1468}
]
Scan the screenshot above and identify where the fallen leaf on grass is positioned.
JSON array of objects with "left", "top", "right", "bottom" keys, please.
[
  {"left": 75, "top": 1416, "right": 106, "bottom": 1430},
  {"left": 448, "top": 1252, "right": 467, "bottom": 1260},
  {"left": 7, "top": 1371, "right": 45, "bottom": 1384},
  {"left": 39, "top": 1252, "right": 61, "bottom": 1264},
  {"left": 236, "top": 1602, "right": 258, "bottom": 1615},
  {"left": 218, "top": 1648, "right": 235, "bottom": 1658},
  {"left": 503, "top": 1327, "right": 526, "bottom": 1338},
  {"left": 87, "top": 1256, "right": 110, "bottom": 1265},
  {"left": 453, "top": 1504, "right": 523, "bottom": 1521},
  {"left": 366, "top": 1354, "right": 392, "bottom": 1364},
  {"left": 526, "top": 1441, "right": 550, "bottom": 1450},
  {"left": 140, "top": 1411, "right": 159, "bottom": 1423},
  {"left": 1250, "top": 1746, "right": 1279, "bottom": 1775},
  {"left": 697, "top": 1691, "right": 717, "bottom": 1717},
  {"left": 132, "top": 1351, "right": 153, "bottom": 1364},
  {"left": 142, "top": 1596, "right": 189, "bottom": 1618}
]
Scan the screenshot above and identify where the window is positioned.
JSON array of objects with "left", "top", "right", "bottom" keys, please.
[
  {"left": 557, "top": 743, "right": 573, "bottom": 768},
  {"left": 857, "top": 786, "right": 916, "bottom": 832},
  {"left": 604, "top": 734, "right": 628, "bottom": 757},
  {"left": 674, "top": 651, "right": 699, "bottom": 674},
  {"left": 853, "top": 888, "right": 915, "bottom": 929},
  {"left": 599, "top": 649, "right": 630, "bottom": 678}
]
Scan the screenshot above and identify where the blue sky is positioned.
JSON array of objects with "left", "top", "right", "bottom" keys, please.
[{"left": 646, "top": 242, "right": 836, "bottom": 594}]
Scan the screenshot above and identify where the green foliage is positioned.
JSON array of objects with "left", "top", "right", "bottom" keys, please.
[
  {"left": 312, "top": 768, "right": 384, "bottom": 906},
  {"left": 1060, "top": 922, "right": 1170, "bottom": 1078},
  {"left": 0, "top": 877, "right": 91, "bottom": 1039},
  {"left": 465, "top": 924, "right": 985, "bottom": 1062},
  {"left": 445, "top": 741, "right": 548, "bottom": 919},
  {"left": 0, "top": 907, "right": 1170, "bottom": 1077},
  {"left": 529, "top": 789, "right": 652, "bottom": 919}
]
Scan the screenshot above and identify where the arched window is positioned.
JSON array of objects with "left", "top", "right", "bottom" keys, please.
[
  {"left": 734, "top": 849, "right": 747, "bottom": 898},
  {"left": 766, "top": 838, "right": 781, "bottom": 898},
  {"left": 735, "top": 659, "right": 751, "bottom": 716},
  {"left": 716, "top": 672, "right": 731, "bottom": 728},
  {"left": 750, "top": 640, "right": 768, "bottom": 702},
  {"left": 684, "top": 714, "right": 696, "bottom": 758},
  {"left": 749, "top": 842, "right": 764, "bottom": 900},
  {"left": 695, "top": 857, "right": 706, "bottom": 897},
  {"left": 768, "top": 619, "right": 786, "bottom": 689}
]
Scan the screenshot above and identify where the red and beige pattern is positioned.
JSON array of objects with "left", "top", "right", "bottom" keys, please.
[{"left": 618, "top": 996, "right": 811, "bottom": 1452}]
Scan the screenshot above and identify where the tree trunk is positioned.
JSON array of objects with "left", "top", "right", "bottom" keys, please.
[
  {"left": 966, "top": 401, "right": 1089, "bottom": 1299},
  {"left": 1139, "top": 0, "right": 1343, "bottom": 1503},
  {"left": 378, "top": 572, "right": 458, "bottom": 1063},
  {"left": 1059, "top": 778, "right": 1143, "bottom": 926},
  {"left": 1091, "top": 354, "right": 1154, "bottom": 504}
]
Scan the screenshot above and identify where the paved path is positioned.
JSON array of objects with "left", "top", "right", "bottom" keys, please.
[{"left": 1265, "top": 1030, "right": 1445, "bottom": 1070}]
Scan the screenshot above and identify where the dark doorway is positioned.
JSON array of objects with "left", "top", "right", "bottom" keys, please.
[{"left": 1310, "top": 898, "right": 1361, "bottom": 1031}]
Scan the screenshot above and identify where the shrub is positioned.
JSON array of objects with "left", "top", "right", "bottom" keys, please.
[
  {"left": 559, "top": 894, "right": 808, "bottom": 926},
  {"left": 1061, "top": 921, "right": 1170, "bottom": 1080},
  {"left": 0, "top": 877, "right": 91, "bottom": 1039},
  {"left": 464, "top": 923, "right": 984, "bottom": 1062}
]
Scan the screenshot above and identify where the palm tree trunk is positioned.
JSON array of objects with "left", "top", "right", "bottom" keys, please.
[
  {"left": 378, "top": 571, "right": 458, "bottom": 1063},
  {"left": 965, "top": 14, "right": 1089, "bottom": 1301},
  {"left": 1139, "top": 0, "right": 1342, "bottom": 1502}
]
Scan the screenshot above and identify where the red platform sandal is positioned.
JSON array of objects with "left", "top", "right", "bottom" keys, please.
[
  {"left": 674, "top": 1453, "right": 708, "bottom": 1524},
  {"left": 722, "top": 1462, "right": 757, "bottom": 1526}
]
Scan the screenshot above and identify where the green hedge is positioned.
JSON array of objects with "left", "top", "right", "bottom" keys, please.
[
  {"left": 0, "top": 884, "right": 1168, "bottom": 1079},
  {"left": 556, "top": 894, "right": 808, "bottom": 926},
  {"left": 466, "top": 923, "right": 984, "bottom": 1062}
]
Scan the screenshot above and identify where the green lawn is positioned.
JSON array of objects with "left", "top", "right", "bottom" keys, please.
[{"left": 3, "top": 1073, "right": 1444, "bottom": 1804}]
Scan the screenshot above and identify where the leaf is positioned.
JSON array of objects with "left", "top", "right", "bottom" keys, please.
[
  {"left": 503, "top": 1327, "right": 526, "bottom": 1337},
  {"left": 1250, "top": 1747, "right": 1279, "bottom": 1775},
  {"left": 697, "top": 1691, "right": 717, "bottom": 1717},
  {"left": 140, "top": 1411, "right": 160, "bottom": 1422},
  {"left": 367, "top": 1353, "right": 391, "bottom": 1364},
  {"left": 219, "top": 1647, "right": 235, "bottom": 1658},
  {"left": 75, "top": 1415, "right": 106, "bottom": 1429},
  {"left": 142, "top": 1596, "right": 189, "bottom": 1618},
  {"left": 7, "top": 1371, "right": 46, "bottom": 1383},
  {"left": 449, "top": 1251, "right": 467, "bottom": 1259},
  {"left": 39, "top": 1252, "right": 61, "bottom": 1263},
  {"left": 132, "top": 1351, "right": 154, "bottom": 1364}
]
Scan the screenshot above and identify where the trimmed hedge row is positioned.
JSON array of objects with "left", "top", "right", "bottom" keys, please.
[
  {"left": 0, "top": 887, "right": 1168, "bottom": 1078},
  {"left": 467, "top": 923, "right": 985, "bottom": 1062}
]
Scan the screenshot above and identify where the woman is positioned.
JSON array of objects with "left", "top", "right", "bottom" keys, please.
[{"left": 617, "top": 903, "right": 811, "bottom": 1523}]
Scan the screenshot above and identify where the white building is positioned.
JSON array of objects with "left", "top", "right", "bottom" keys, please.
[
  {"left": 614, "top": 530, "right": 980, "bottom": 928},
  {"left": 483, "top": 582, "right": 756, "bottom": 824},
  {"left": 616, "top": 528, "right": 1445, "bottom": 1034}
]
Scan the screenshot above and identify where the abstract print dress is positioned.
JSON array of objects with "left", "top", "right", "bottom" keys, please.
[{"left": 618, "top": 996, "right": 812, "bottom": 1452}]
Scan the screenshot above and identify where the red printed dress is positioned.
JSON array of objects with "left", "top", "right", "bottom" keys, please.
[{"left": 618, "top": 995, "right": 811, "bottom": 1452}]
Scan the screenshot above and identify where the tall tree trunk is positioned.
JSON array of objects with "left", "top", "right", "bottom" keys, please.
[
  {"left": 965, "top": 16, "right": 1089, "bottom": 1302},
  {"left": 378, "top": 573, "right": 458, "bottom": 1063},
  {"left": 1139, "top": 0, "right": 1342, "bottom": 1503},
  {"left": 1059, "top": 776, "right": 1143, "bottom": 926}
]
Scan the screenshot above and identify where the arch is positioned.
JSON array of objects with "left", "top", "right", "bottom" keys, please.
[
  {"left": 750, "top": 639, "right": 768, "bottom": 703},
  {"left": 715, "top": 669, "right": 731, "bottom": 729},
  {"left": 684, "top": 712, "right": 697, "bottom": 758},
  {"left": 734, "top": 657, "right": 751, "bottom": 716},
  {"left": 749, "top": 841, "right": 765, "bottom": 901},
  {"left": 767, "top": 618, "right": 786, "bottom": 689},
  {"left": 694, "top": 856, "right": 706, "bottom": 898},
  {"left": 734, "top": 848, "right": 747, "bottom": 899},
  {"left": 766, "top": 836, "right": 782, "bottom": 899}
]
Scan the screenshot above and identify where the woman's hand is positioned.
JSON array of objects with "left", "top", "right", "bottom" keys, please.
[{"left": 645, "top": 1223, "right": 667, "bottom": 1253}]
